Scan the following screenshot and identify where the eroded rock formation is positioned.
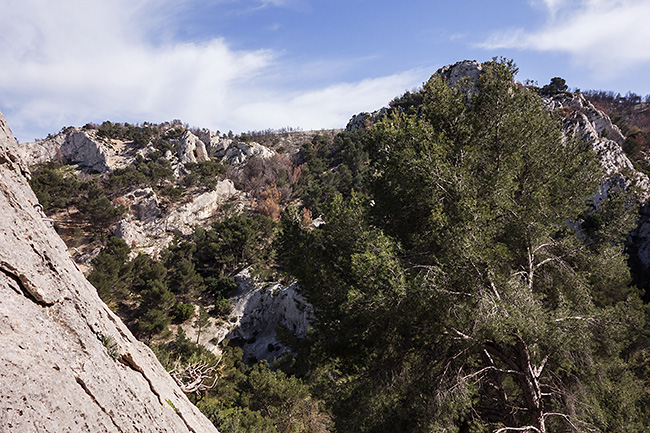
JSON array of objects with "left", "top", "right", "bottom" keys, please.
[
  {"left": 115, "top": 180, "right": 240, "bottom": 257},
  {"left": 0, "top": 111, "right": 218, "bottom": 432},
  {"left": 186, "top": 268, "right": 312, "bottom": 363},
  {"left": 17, "top": 127, "right": 130, "bottom": 173}
]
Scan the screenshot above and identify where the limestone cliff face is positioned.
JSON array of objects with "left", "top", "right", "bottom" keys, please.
[
  {"left": 0, "top": 111, "right": 218, "bottom": 432},
  {"left": 187, "top": 268, "right": 313, "bottom": 363},
  {"left": 114, "top": 180, "right": 240, "bottom": 258},
  {"left": 17, "top": 127, "right": 130, "bottom": 173}
]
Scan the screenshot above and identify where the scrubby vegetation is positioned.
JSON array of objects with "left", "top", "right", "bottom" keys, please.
[
  {"left": 29, "top": 162, "right": 125, "bottom": 241},
  {"left": 29, "top": 59, "right": 650, "bottom": 432}
]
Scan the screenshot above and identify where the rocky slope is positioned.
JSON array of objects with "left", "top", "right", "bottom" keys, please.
[
  {"left": 17, "top": 121, "right": 318, "bottom": 363},
  {"left": 115, "top": 180, "right": 240, "bottom": 257},
  {"left": 0, "top": 110, "right": 219, "bottom": 432}
]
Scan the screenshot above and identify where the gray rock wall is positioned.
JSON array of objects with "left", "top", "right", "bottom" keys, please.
[
  {"left": 17, "top": 127, "right": 122, "bottom": 173},
  {"left": 0, "top": 110, "right": 218, "bottom": 432}
]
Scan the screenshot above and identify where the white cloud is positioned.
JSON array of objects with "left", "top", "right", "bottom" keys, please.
[
  {"left": 0, "top": 0, "right": 419, "bottom": 142},
  {"left": 228, "top": 69, "right": 428, "bottom": 132},
  {"left": 535, "top": 0, "right": 568, "bottom": 17},
  {"left": 484, "top": 0, "right": 650, "bottom": 77}
]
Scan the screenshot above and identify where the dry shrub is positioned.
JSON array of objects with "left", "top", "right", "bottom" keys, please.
[{"left": 256, "top": 185, "right": 282, "bottom": 222}]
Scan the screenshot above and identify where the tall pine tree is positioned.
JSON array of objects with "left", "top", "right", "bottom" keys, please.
[{"left": 280, "top": 59, "right": 648, "bottom": 433}]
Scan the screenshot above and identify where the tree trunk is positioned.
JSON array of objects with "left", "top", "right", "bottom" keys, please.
[{"left": 515, "top": 337, "right": 545, "bottom": 433}]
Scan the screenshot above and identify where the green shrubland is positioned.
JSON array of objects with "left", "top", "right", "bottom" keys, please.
[{"left": 34, "top": 58, "right": 650, "bottom": 432}]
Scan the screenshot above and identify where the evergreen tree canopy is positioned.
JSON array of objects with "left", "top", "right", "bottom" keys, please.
[{"left": 280, "top": 59, "right": 648, "bottom": 433}]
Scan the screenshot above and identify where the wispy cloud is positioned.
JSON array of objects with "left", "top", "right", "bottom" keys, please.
[
  {"left": 535, "top": 0, "right": 570, "bottom": 18},
  {"left": 484, "top": 0, "right": 650, "bottom": 77},
  {"left": 229, "top": 69, "right": 428, "bottom": 132},
  {"left": 0, "top": 0, "right": 418, "bottom": 141}
]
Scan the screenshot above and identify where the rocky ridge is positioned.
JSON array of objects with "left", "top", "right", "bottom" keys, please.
[
  {"left": 0, "top": 110, "right": 218, "bottom": 432},
  {"left": 16, "top": 127, "right": 129, "bottom": 173},
  {"left": 18, "top": 122, "right": 317, "bottom": 363}
]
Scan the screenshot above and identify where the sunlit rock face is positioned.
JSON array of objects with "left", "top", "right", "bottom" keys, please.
[
  {"left": 189, "top": 268, "right": 313, "bottom": 364},
  {"left": 17, "top": 127, "right": 135, "bottom": 173},
  {"left": 0, "top": 110, "right": 218, "bottom": 433},
  {"left": 177, "top": 130, "right": 211, "bottom": 163},
  {"left": 436, "top": 59, "right": 483, "bottom": 91},
  {"left": 115, "top": 180, "right": 240, "bottom": 258}
]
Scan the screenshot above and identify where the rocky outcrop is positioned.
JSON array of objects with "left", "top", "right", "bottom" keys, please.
[
  {"left": 17, "top": 127, "right": 129, "bottom": 173},
  {"left": 0, "top": 110, "right": 218, "bottom": 432},
  {"left": 222, "top": 141, "right": 275, "bottom": 164},
  {"left": 187, "top": 269, "right": 312, "bottom": 363},
  {"left": 177, "top": 130, "right": 275, "bottom": 165},
  {"left": 436, "top": 60, "right": 483, "bottom": 91},
  {"left": 544, "top": 93, "right": 631, "bottom": 172},
  {"left": 165, "top": 180, "right": 240, "bottom": 234},
  {"left": 178, "top": 131, "right": 211, "bottom": 163},
  {"left": 197, "top": 129, "right": 231, "bottom": 157},
  {"left": 115, "top": 179, "right": 241, "bottom": 257},
  {"left": 19, "top": 125, "right": 277, "bottom": 176},
  {"left": 346, "top": 109, "right": 387, "bottom": 132}
]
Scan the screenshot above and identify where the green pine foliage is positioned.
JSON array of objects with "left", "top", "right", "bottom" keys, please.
[
  {"left": 91, "top": 120, "right": 154, "bottom": 147},
  {"left": 192, "top": 213, "right": 277, "bottom": 280},
  {"left": 29, "top": 162, "right": 81, "bottom": 212},
  {"left": 88, "top": 237, "right": 133, "bottom": 304},
  {"left": 182, "top": 160, "right": 227, "bottom": 190},
  {"left": 279, "top": 59, "right": 650, "bottom": 432},
  {"left": 295, "top": 129, "right": 370, "bottom": 216},
  {"left": 152, "top": 332, "right": 332, "bottom": 433},
  {"left": 86, "top": 210, "right": 277, "bottom": 340},
  {"left": 29, "top": 163, "right": 125, "bottom": 233},
  {"left": 105, "top": 153, "right": 174, "bottom": 195}
]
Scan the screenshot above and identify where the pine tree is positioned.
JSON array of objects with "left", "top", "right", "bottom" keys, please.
[{"left": 280, "top": 59, "right": 649, "bottom": 432}]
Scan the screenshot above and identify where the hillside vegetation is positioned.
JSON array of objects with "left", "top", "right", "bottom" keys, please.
[{"left": 27, "top": 59, "right": 650, "bottom": 433}]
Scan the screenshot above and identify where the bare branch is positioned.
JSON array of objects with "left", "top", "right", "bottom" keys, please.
[
  {"left": 450, "top": 327, "right": 473, "bottom": 340},
  {"left": 169, "top": 356, "right": 223, "bottom": 395},
  {"left": 533, "top": 355, "right": 548, "bottom": 379},
  {"left": 534, "top": 256, "right": 560, "bottom": 270},
  {"left": 485, "top": 342, "right": 521, "bottom": 373},
  {"left": 493, "top": 426, "right": 542, "bottom": 433},
  {"left": 532, "top": 242, "right": 555, "bottom": 255},
  {"left": 554, "top": 316, "right": 595, "bottom": 324},
  {"left": 542, "top": 412, "right": 595, "bottom": 433},
  {"left": 461, "top": 366, "right": 522, "bottom": 383},
  {"left": 489, "top": 278, "right": 502, "bottom": 301}
]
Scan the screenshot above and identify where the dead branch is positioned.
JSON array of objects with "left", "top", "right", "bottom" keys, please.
[
  {"left": 494, "top": 426, "right": 542, "bottom": 433},
  {"left": 169, "top": 356, "right": 223, "bottom": 395}
]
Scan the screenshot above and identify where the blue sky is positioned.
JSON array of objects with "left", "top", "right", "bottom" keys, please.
[{"left": 1, "top": 0, "right": 649, "bottom": 142}]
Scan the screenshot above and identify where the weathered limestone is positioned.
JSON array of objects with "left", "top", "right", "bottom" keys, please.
[
  {"left": 17, "top": 127, "right": 128, "bottom": 173},
  {"left": 0, "top": 110, "right": 218, "bottom": 433},
  {"left": 222, "top": 141, "right": 275, "bottom": 165},
  {"left": 224, "top": 274, "right": 312, "bottom": 363},
  {"left": 544, "top": 93, "right": 634, "bottom": 175},
  {"left": 115, "top": 179, "right": 240, "bottom": 257},
  {"left": 183, "top": 268, "right": 313, "bottom": 363},
  {"left": 177, "top": 131, "right": 211, "bottom": 163},
  {"left": 436, "top": 59, "right": 483, "bottom": 90},
  {"left": 197, "top": 129, "right": 231, "bottom": 157}
]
